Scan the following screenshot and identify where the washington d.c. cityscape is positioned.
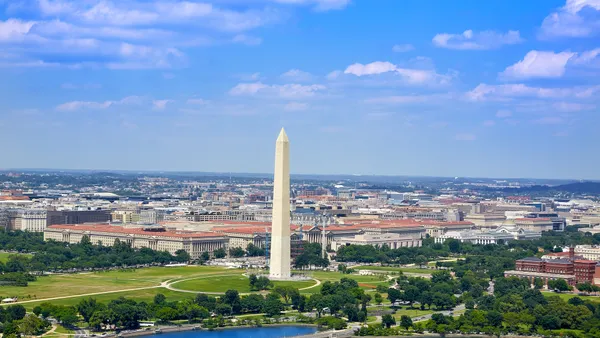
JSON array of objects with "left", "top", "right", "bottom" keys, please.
[{"left": 2, "top": 0, "right": 600, "bottom": 337}]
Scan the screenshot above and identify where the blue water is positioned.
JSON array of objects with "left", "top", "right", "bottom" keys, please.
[{"left": 158, "top": 326, "right": 317, "bottom": 338}]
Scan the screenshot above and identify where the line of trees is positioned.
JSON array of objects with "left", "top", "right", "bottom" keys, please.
[
  {"left": 0, "top": 231, "right": 191, "bottom": 276},
  {"left": 420, "top": 275, "right": 600, "bottom": 337},
  {"left": 0, "top": 304, "right": 49, "bottom": 337}
]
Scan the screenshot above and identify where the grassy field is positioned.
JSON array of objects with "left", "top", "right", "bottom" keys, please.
[
  {"left": 0, "top": 252, "right": 32, "bottom": 263},
  {"left": 17, "top": 288, "right": 194, "bottom": 311},
  {"left": 0, "top": 266, "right": 238, "bottom": 300},
  {"left": 170, "top": 275, "right": 317, "bottom": 293},
  {"left": 543, "top": 291, "right": 600, "bottom": 303},
  {"left": 393, "top": 308, "right": 435, "bottom": 319},
  {"left": 354, "top": 266, "right": 434, "bottom": 275}
]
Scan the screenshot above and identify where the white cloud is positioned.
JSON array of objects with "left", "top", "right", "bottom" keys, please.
[
  {"left": 326, "top": 70, "right": 342, "bottom": 80},
  {"left": 283, "top": 102, "right": 308, "bottom": 111},
  {"left": 61, "top": 83, "right": 101, "bottom": 90},
  {"left": 365, "top": 94, "right": 452, "bottom": 104},
  {"left": 496, "top": 110, "right": 512, "bottom": 118},
  {"left": 392, "top": 44, "right": 414, "bottom": 52},
  {"left": 344, "top": 61, "right": 397, "bottom": 76},
  {"left": 500, "top": 50, "right": 575, "bottom": 80},
  {"left": 271, "top": 0, "right": 350, "bottom": 11},
  {"left": 455, "top": 133, "right": 476, "bottom": 141},
  {"left": 433, "top": 29, "right": 523, "bottom": 50},
  {"left": 232, "top": 34, "right": 262, "bottom": 45},
  {"left": 187, "top": 98, "right": 208, "bottom": 105},
  {"left": 56, "top": 96, "right": 142, "bottom": 111},
  {"left": 0, "top": 1, "right": 284, "bottom": 68},
  {"left": 276, "top": 84, "right": 326, "bottom": 98},
  {"left": 539, "top": 0, "right": 600, "bottom": 39},
  {"left": 281, "top": 69, "right": 313, "bottom": 81},
  {"left": 229, "top": 82, "right": 325, "bottom": 98},
  {"left": 343, "top": 61, "right": 454, "bottom": 85},
  {"left": 229, "top": 82, "right": 269, "bottom": 95},
  {"left": 465, "top": 83, "right": 600, "bottom": 101},
  {"left": 553, "top": 101, "right": 596, "bottom": 112},
  {"left": 483, "top": 120, "right": 496, "bottom": 127},
  {"left": 0, "top": 19, "right": 36, "bottom": 42},
  {"left": 152, "top": 99, "right": 172, "bottom": 110},
  {"left": 533, "top": 116, "right": 564, "bottom": 124},
  {"left": 571, "top": 48, "right": 600, "bottom": 65}
]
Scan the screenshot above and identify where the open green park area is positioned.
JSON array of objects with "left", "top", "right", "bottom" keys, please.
[
  {"left": 392, "top": 308, "right": 435, "bottom": 319},
  {"left": 0, "top": 252, "right": 32, "bottom": 262},
  {"left": 543, "top": 291, "right": 600, "bottom": 303},
  {"left": 353, "top": 265, "right": 434, "bottom": 275},
  {"left": 0, "top": 265, "right": 396, "bottom": 310},
  {"left": 0, "top": 266, "right": 238, "bottom": 303},
  {"left": 170, "top": 274, "right": 317, "bottom": 293}
]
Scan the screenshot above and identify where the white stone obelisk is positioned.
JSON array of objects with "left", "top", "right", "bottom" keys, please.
[{"left": 269, "top": 128, "right": 291, "bottom": 279}]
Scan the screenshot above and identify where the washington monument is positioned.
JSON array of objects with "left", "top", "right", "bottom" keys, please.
[{"left": 269, "top": 128, "right": 291, "bottom": 279}]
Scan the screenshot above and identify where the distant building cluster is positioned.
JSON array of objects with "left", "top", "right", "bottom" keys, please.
[
  {"left": 1, "top": 172, "right": 600, "bottom": 262},
  {"left": 504, "top": 248, "right": 599, "bottom": 287}
]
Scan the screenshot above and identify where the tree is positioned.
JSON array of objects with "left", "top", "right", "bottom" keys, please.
[
  {"left": 153, "top": 293, "right": 166, "bottom": 305},
  {"left": 241, "top": 294, "right": 264, "bottom": 313},
  {"left": 534, "top": 277, "right": 544, "bottom": 290},
  {"left": 402, "top": 285, "right": 420, "bottom": 308},
  {"left": 387, "top": 288, "right": 401, "bottom": 304},
  {"left": 263, "top": 293, "right": 284, "bottom": 317},
  {"left": 246, "top": 243, "right": 264, "bottom": 257},
  {"left": 213, "top": 248, "right": 226, "bottom": 258},
  {"left": 400, "top": 315, "right": 413, "bottom": 330},
  {"left": 250, "top": 275, "right": 272, "bottom": 291},
  {"left": 548, "top": 279, "right": 570, "bottom": 292},
  {"left": 18, "top": 314, "right": 51, "bottom": 336},
  {"left": 308, "top": 294, "right": 327, "bottom": 318},
  {"left": 200, "top": 251, "right": 210, "bottom": 262},
  {"left": 77, "top": 298, "right": 104, "bottom": 323},
  {"left": 274, "top": 285, "right": 297, "bottom": 304},
  {"left": 174, "top": 249, "right": 190, "bottom": 262},
  {"left": 6, "top": 305, "right": 26, "bottom": 322},
  {"left": 446, "top": 239, "right": 461, "bottom": 253},
  {"left": 229, "top": 247, "right": 245, "bottom": 258},
  {"left": 382, "top": 314, "right": 396, "bottom": 328},
  {"left": 373, "top": 293, "right": 383, "bottom": 305},
  {"left": 156, "top": 307, "right": 178, "bottom": 322}
]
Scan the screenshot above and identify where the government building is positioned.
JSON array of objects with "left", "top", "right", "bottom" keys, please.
[{"left": 44, "top": 224, "right": 228, "bottom": 259}]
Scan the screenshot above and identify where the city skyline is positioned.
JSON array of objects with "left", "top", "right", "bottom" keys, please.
[{"left": 1, "top": 0, "right": 600, "bottom": 179}]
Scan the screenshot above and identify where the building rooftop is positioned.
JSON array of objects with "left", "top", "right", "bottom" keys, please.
[
  {"left": 47, "top": 224, "right": 224, "bottom": 239},
  {"left": 514, "top": 217, "right": 552, "bottom": 222}
]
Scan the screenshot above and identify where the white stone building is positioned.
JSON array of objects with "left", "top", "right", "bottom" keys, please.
[
  {"left": 44, "top": 224, "right": 228, "bottom": 259},
  {"left": 435, "top": 226, "right": 541, "bottom": 245}
]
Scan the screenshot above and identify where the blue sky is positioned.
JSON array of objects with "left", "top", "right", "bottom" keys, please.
[{"left": 1, "top": 0, "right": 599, "bottom": 179}]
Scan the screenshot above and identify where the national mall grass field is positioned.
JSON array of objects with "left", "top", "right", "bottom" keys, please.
[{"left": 0, "top": 266, "right": 392, "bottom": 310}]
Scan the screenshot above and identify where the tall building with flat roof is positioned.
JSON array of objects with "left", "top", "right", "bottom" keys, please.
[{"left": 47, "top": 210, "right": 111, "bottom": 226}]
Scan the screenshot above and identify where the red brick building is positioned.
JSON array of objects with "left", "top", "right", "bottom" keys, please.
[{"left": 505, "top": 248, "right": 599, "bottom": 287}]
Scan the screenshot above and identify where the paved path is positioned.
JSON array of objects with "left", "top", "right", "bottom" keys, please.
[
  {"left": 10, "top": 285, "right": 164, "bottom": 305},
  {"left": 165, "top": 273, "right": 321, "bottom": 294}
]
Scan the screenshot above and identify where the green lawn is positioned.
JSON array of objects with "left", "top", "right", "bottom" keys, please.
[
  {"left": 354, "top": 266, "right": 434, "bottom": 275},
  {"left": 0, "top": 266, "right": 238, "bottom": 300},
  {"left": 18, "top": 288, "right": 194, "bottom": 311},
  {"left": 300, "top": 270, "right": 390, "bottom": 283},
  {"left": 543, "top": 291, "right": 600, "bottom": 303},
  {"left": 393, "top": 308, "right": 434, "bottom": 319},
  {"left": 0, "top": 252, "right": 32, "bottom": 262},
  {"left": 170, "top": 275, "right": 317, "bottom": 293}
]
